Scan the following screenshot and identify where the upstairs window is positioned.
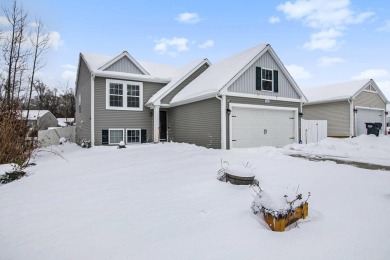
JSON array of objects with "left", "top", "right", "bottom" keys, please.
[
  {"left": 106, "top": 79, "right": 143, "bottom": 111},
  {"left": 256, "top": 67, "right": 278, "bottom": 93}
]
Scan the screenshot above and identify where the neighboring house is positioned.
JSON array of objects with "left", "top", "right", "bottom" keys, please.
[
  {"left": 302, "top": 79, "right": 389, "bottom": 137},
  {"left": 75, "top": 44, "right": 307, "bottom": 149},
  {"left": 22, "top": 110, "right": 58, "bottom": 130},
  {"left": 57, "top": 118, "right": 74, "bottom": 127}
]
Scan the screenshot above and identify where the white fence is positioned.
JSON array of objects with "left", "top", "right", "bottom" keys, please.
[
  {"left": 301, "top": 119, "right": 327, "bottom": 144},
  {"left": 38, "top": 126, "right": 76, "bottom": 147}
]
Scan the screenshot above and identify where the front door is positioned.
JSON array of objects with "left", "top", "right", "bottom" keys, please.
[{"left": 160, "top": 111, "right": 167, "bottom": 141}]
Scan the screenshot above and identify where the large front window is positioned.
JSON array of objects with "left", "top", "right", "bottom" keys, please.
[{"left": 106, "top": 79, "right": 143, "bottom": 111}]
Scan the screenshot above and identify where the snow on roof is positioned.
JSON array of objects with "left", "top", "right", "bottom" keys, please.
[
  {"left": 170, "top": 44, "right": 268, "bottom": 104},
  {"left": 147, "top": 58, "right": 208, "bottom": 105},
  {"left": 57, "top": 118, "right": 74, "bottom": 127},
  {"left": 21, "top": 110, "right": 50, "bottom": 120},
  {"left": 303, "top": 79, "right": 370, "bottom": 103},
  {"left": 81, "top": 52, "right": 179, "bottom": 80}
]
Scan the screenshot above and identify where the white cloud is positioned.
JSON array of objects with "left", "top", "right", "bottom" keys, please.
[
  {"left": 62, "top": 70, "right": 76, "bottom": 83},
  {"left": 376, "top": 20, "right": 390, "bottom": 32},
  {"left": 269, "top": 16, "right": 281, "bottom": 24},
  {"left": 277, "top": 0, "right": 374, "bottom": 51},
  {"left": 317, "top": 56, "right": 345, "bottom": 67},
  {"left": 198, "top": 40, "right": 214, "bottom": 49},
  {"left": 351, "top": 69, "right": 390, "bottom": 80},
  {"left": 29, "top": 22, "right": 39, "bottom": 28},
  {"left": 377, "top": 81, "right": 390, "bottom": 101},
  {"left": 62, "top": 64, "right": 77, "bottom": 70},
  {"left": 175, "top": 12, "right": 201, "bottom": 24},
  {"left": 154, "top": 37, "right": 190, "bottom": 56},
  {"left": 285, "top": 64, "right": 312, "bottom": 79},
  {"left": 48, "top": 31, "right": 63, "bottom": 50},
  {"left": 0, "top": 16, "right": 10, "bottom": 26}
]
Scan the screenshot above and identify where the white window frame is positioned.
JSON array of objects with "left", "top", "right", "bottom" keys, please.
[
  {"left": 106, "top": 79, "right": 143, "bottom": 111},
  {"left": 108, "top": 128, "right": 125, "bottom": 145},
  {"left": 261, "top": 67, "right": 273, "bottom": 92},
  {"left": 125, "top": 128, "right": 141, "bottom": 144}
]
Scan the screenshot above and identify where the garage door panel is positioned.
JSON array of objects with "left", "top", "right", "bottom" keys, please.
[
  {"left": 231, "top": 107, "right": 296, "bottom": 148},
  {"left": 356, "top": 108, "right": 383, "bottom": 136}
]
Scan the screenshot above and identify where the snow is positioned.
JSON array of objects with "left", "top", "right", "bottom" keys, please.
[
  {"left": 147, "top": 58, "right": 208, "bottom": 105},
  {"left": 57, "top": 118, "right": 74, "bottom": 127},
  {"left": 224, "top": 162, "right": 255, "bottom": 177},
  {"left": 302, "top": 79, "right": 370, "bottom": 103},
  {"left": 171, "top": 44, "right": 268, "bottom": 104},
  {"left": 284, "top": 135, "right": 390, "bottom": 166},
  {"left": 1, "top": 140, "right": 390, "bottom": 259},
  {"left": 21, "top": 110, "right": 50, "bottom": 120}
]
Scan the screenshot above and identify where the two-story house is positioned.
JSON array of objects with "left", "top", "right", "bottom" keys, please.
[{"left": 75, "top": 43, "right": 307, "bottom": 149}]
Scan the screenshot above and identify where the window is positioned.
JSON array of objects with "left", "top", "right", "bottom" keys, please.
[
  {"left": 106, "top": 79, "right": 143, "bottom": 111},
  {"left": 262, "top": 68, "right": 273, "bottom": 91},
  {"left": 126, "top": 129, "right": 141, "bottom": 143},
  {"left": 256, "top": 67, "right": 278, "bottom": 93},
  {"left": 109, "top": 129, "right": 124, "bottom": 144}
]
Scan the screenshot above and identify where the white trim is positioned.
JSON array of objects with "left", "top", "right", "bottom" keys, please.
[
  {"left": 108, "top": 128, "right": 125, "bottom": 145},
  {"left": 125, "top": 128, "right": 142, "bottom": 144},
  {"left": 354, "top": 106, "right": 386, "bottom": 136},
  {"left": 221, "top": 95, "right": 227, "bottom": 150},
  {"left": 348, "top": 99, "right": 354, "bottom": 137},
  {"left": 363, "top": 89, "right": 377, "bottom": 94},
  {"left": 99, "top": 51, "right": 149, "bottom": 75},
  {"left": 106, "top": 79, "right": 143, "bottom": 111},
  {"left": 228, "top": 103, "right": 298, "bottom": 149},
  {"left": 304, "top": 97, "right": 350, "bottom": 106},
  {"left": 153, "top": 105, "right": 160, "bottom": 143},
  {"left": 260, "top": 67, "right": 274, "bottom": 92},
  {"left": 91, "top": 74, "right": 95, "bottom": 147},
  {"left": 94, "top": 70, "right": 170, "bottom": 84},
  {"left": 169, "top": 92, "right": 218, "bottom": 107},
  {"left": 225, "top": 91, "right": 302, "bottom": 103},
  {"left": 355, "top": 106, "right": 385, "bottom": 111}
]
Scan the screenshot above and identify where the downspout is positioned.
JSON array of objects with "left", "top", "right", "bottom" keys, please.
[
  {"left": 348, "top": 98, "right": 353, "bottom": 137},
  {"left": 91, "top": 73, "right": 95, "bottom": 147},
  {"left": 216, "top": 94, "right": 227, "bottom": 150}
]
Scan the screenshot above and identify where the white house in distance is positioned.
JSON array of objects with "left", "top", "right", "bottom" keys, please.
[
  {"left": 22, "top": 110, "right": 58, "bottom": 130},
  {"left": 302, "top": 79, "right": 389, "bottom": 137}
]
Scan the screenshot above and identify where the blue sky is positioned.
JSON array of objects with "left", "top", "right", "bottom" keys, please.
[{"left": 1, "top": 0, "right": 390, "bottom": 99}]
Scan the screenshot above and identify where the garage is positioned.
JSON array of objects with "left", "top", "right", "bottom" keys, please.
[
  {"left": 230, "top": 105, "right": 297, "bottom": 148},
  {"left": 356, "top": 108, "right": 384, "bottom": 136}
]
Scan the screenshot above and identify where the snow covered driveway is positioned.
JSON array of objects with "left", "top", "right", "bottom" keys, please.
[{"left": 1, "top": 141, "right": 390, "bottom": 259}]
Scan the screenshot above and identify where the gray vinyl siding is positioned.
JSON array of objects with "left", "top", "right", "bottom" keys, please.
[
  {"left": 105, "top": 57, "right": 144, "bottom": 74},
  {"left": 303, "top": 101, "right": 350, "bottom": 137},
  {"left": 94, "top": 77, "right": 165, "bottom": 145},
  {"left": 226, "top": 96, "right": 301, "bottom": 149},
  {"left": 228, "top": 51, "right": 300, "bottom": 99},
  {"left": 161, "top": 63, "right": 209, "bottom": 104},
  {"left": 354, "top": 91, "right": 386, "bottom": 109},
  {"left": 168, "top": 98, "right": 221, "bottom": 149},
  {"left": 75, "top": 58, "right": 92, "bottom": 143}
]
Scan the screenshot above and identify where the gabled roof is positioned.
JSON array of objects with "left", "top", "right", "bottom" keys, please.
[
  {"left": 147, "top": 58, "right": 210, "bottom": 106},
  {"left": 303, "top": 79, "right": 389, "bottom": 104},
  {"left": 21, "top": 110, "right": 51, "bottom": 120},
  {"left": 80, "top": 52, "right": 179, "bottom": 82},
  {"left": 170, "top": 44, "right": 307, "bottom": 105}
]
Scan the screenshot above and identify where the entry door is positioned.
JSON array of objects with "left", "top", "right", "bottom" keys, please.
[
  {"left": 231, "top": 107, "right": 296, "bottom": 148},
  {"left": 160, "top": 111, "right": 167, "bottom": 140},
  {"left": 356, "top": 108, "right": 383, "bottom": 136}
]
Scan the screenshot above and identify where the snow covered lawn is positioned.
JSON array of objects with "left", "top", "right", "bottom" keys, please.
[{"left": 1, "top": 138, "right": 390, "bottom": 259}]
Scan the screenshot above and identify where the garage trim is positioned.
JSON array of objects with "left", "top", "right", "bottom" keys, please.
[
  {"left": 228, "top": 103, "right": 298, "bottom": 148},
  {"left": 354, "top": 106, "right": 385, "bottom": 136}
]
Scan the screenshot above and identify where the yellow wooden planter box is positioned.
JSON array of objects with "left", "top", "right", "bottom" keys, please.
[{"left": 264, "top": 203, "right": 308, "bottom": 232}]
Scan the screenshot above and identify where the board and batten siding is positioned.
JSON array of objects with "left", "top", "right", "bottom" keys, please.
[
  {"left": 75, "top": 58, "right": 92, "bottom": 143},
  {"left": 161, "top": 64, "right": 209, "bottom": 104},
  {"left": 303, "top": 101, "right": 350, "bottom": 137},
  {"left": 94, "top": 77, "right": 166, "bottom": 145},
  {"left": 226, "top": 96, "right": 301, "bottom": 149},
  {"left": 168, "top": 98, "right": 221, "bottom": 149},
  {"left": 105, "top": 57, "right": 144, "bottom": 74},
  {"left": 354, "top": 91, "right": 386, "bottom": 109},
  {"left": 228, "top": 50, "right": 300, "bottom": 99}
]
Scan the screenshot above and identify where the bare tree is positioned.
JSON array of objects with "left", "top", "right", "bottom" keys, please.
[{"left": 25, "top": 19, "right": 50, "bottom": 124}]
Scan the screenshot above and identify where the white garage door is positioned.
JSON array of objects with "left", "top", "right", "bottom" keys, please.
[
  {"left": 231, "top": 106, "right": 296, "bottom": 148},
  {"left": 356, "top": 108, "right": 384, "bottom": 136}
]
